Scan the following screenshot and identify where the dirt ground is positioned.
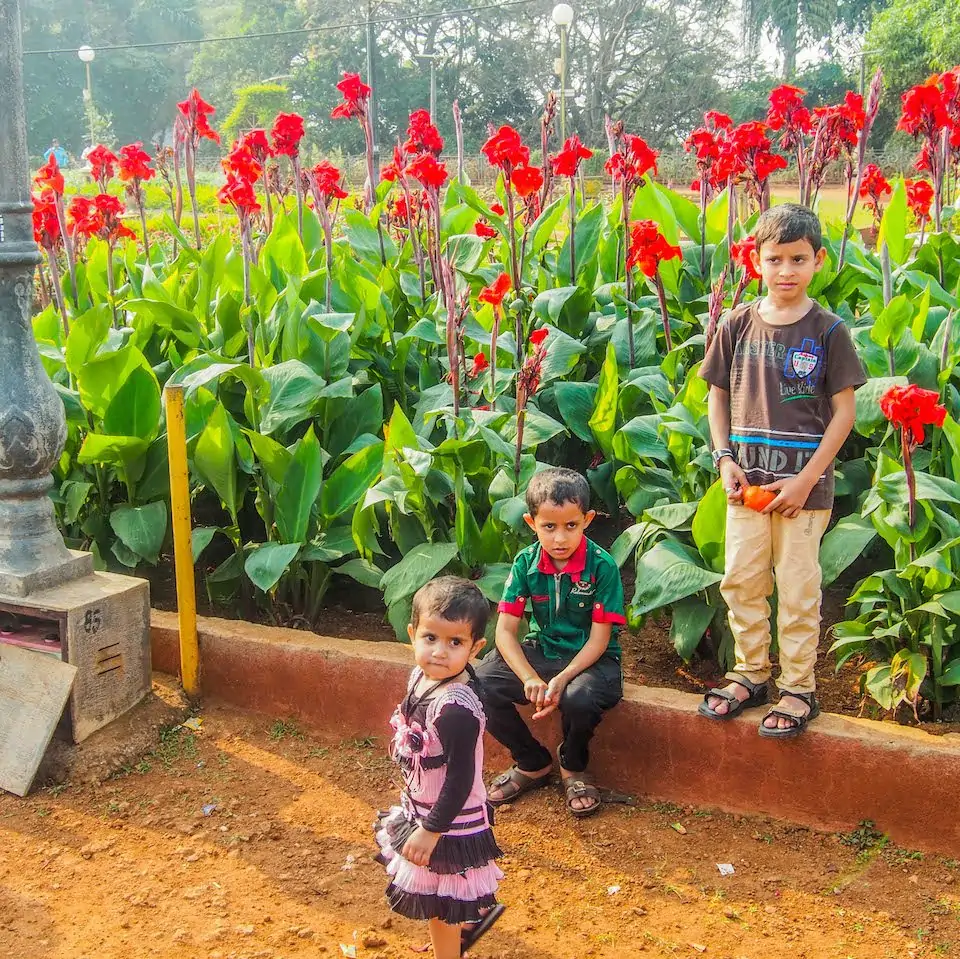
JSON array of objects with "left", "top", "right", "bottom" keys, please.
[{"left": 3, "top": 682, "right": 959, "bottom": 959}]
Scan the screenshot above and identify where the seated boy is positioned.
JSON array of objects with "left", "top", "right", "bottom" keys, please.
[
  {"left": 698, "top": 203, "right": 865, "bottom": 737},
  {"left": 476, "top": 468, "right": 625, "bottom": 818}
]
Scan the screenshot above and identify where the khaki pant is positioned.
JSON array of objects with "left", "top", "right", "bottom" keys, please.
[{"left": 721, "top": 505, "right": 831, "bottom": 694}]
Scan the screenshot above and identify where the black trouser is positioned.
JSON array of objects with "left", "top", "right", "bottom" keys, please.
[{"left": 475, "top": 642, "right": 623, "bottom": 774}]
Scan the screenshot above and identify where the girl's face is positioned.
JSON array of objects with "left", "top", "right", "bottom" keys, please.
[{"left": 407, "top": 614, "right": 485, "bottom": 682}]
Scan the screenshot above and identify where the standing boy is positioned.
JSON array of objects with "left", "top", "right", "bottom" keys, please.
[
  {"left": 476, "top": 468, "right": 625, "bottom": 818},
  {"left": 698, "top": 204, "right": 865, "bottom": 737}
]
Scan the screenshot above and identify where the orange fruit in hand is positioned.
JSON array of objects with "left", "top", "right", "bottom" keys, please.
[{"left": 742, "top": 485, "right": 777, "bottom": 512}]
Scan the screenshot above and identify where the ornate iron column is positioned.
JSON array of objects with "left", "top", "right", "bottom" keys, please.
[{"left": 0, "top": 0, "right": 91, "bottom": 595}]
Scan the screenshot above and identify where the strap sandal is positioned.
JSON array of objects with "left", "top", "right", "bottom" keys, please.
[
  {"left": 758, "top": 691, "right": 820, "bottom": 739},
  {"left": 487, "top": 766, "right": 552, "bottom": 807},
  {"left": 561, "top": 775, "right": 602, "bottom": 819},
  {"left": 697, "top": 676, "right": 769, "bottom": 721},
  {"left": 461, "top": 903, "right": 506, "bottom": 955}
]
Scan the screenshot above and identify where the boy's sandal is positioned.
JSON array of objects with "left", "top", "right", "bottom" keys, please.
[
  {"left": 697, "top": 676, "right": 769, "bottom": 720},
  {"left": 461, "top": 903, "right": 506, "bottom": 955},
  {"left": 758, "top": 692, "right": 820, "bottom": 739},
  {"left": 487, "top": 767, "right": 552, "bottom": 806},
  {"left": 562, "top": 774, "right": 602, "bottom": 819}
]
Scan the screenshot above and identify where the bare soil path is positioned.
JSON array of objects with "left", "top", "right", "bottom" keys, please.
[{"left": 1, "top": 684, "right": 958, "bottom": 959}]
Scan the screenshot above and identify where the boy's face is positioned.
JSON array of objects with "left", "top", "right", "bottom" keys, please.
[
  {"left": 524, "top": 499, "right": 595, "bottom": 565},
  {"left": 407, "top": 614, "right": 485, "bottom": 681},
  {"left": 751, "top": 238, "right": 826, "bottom": 306}
]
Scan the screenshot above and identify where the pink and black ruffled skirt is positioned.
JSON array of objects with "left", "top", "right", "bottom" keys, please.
[{"left": 374, "top": 806, "right": 504, "bottom": 923}]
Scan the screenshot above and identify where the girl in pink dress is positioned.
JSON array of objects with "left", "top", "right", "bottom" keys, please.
[{"left": 375, "top": 577, "right": 505, "bottom": 958}]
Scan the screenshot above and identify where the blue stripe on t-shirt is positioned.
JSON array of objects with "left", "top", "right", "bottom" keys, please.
[{"left": 729, "top": 434, "right": 822, "bottom": 450}]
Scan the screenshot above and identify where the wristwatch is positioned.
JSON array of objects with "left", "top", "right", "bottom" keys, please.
[{"left": 711, "top": 448, "right": 734, "bottom": 469}]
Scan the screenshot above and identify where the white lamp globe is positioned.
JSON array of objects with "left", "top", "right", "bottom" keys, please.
[
  {"left": 78, "top": 45, "right": 95, "bottom": 63},
  {"left": 551, "top": 3, "right": 574, "bottom": 26}
]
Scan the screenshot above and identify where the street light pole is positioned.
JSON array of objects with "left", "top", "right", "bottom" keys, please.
[
  {"left": 0, "top": 0, "right": 91, "bottom": 594},
  {"left": 551, "top": 4, "right": 574, "bottom": 143},
  {"left": 365, "top": 1, "right": 378, "bottom": 165},
  {"left": 78, "top": 44, "right": 95, "bottom": 147}
]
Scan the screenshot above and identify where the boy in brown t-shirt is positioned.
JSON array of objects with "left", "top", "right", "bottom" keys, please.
[{"left": 698, "top": 204, "right": 865, "bottom": 738}]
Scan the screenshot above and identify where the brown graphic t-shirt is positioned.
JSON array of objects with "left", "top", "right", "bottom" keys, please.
[{"left": 700, "top": 301, "right": 866, "bottom": 511}]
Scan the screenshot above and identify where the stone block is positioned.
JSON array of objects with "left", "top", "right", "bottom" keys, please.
[{"left": 0, "top": 572, "right": 151, "bottom": 742}]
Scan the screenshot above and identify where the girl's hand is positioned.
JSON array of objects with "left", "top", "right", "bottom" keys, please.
[{"left": 401, "top": 826, "right": 441, "bottom": 867}]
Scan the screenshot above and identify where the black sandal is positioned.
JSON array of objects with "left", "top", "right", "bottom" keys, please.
[
  {"left": 487, "top": 767, "right": 552, "bottom": 807},
  {"left": 698, "top": 676, "right": 769, "bottom": 720},
  {"left": 758, "top": 692, "right": 820, "bottom": 739},
  {"left": 562, "top": 775, "right": 602, "bottom": 819},
  {"left": 461, "top": 903, "right": 506, "bottom": 955}
]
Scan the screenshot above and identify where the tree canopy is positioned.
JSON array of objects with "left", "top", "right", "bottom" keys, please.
[{"left": 21, "top": 0, "right": 949, "bottom": 160}]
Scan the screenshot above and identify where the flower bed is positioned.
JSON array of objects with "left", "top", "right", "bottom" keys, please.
[{"left": 27, "top": 67, "right": 960, "bottom": 724}]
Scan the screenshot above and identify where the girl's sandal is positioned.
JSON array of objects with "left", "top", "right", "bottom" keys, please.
[
  {"left": 562, "top": 775, "right": 602, "bottom": 819},
  {"left": 461, "top": 903, "right": 506, "bottom": 955},
  {"left": 758, "top": 692, "right": 820, "bottom": 739},
  {"left": 486, "top": 767, "right": 552, "bottom": 807},
  {"left": 698, "top": 676, "right": 769, "bottom": 720}
]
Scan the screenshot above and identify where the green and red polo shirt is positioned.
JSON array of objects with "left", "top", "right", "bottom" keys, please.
[{"left": 498, "top": 536, "right": 626, "bottom": 661}]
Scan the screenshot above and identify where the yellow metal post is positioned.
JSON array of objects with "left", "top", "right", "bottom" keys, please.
[{"left": 163, "top": 384, "right": 200, "bottom": 697}]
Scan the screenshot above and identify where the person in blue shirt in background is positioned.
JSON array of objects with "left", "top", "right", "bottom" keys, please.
[{"left": 44, "top": 139, "right": 69, "bottom": 168}]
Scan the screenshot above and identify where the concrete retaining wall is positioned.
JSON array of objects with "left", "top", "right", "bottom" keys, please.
[{"left": 151, "top": 610, "right": 960, "bottom": 857}]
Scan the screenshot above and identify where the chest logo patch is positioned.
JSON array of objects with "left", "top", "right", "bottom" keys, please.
[
  {"left": 570, "top": 580, "right": 596, "bottom": 596},
  {"left": 784, "top": 337, "right": 822, "bottom": 380}
]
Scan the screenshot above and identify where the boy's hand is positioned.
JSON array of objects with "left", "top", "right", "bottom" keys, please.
[
  {"left": 761, "top": 476, "right": 814, "bottom": 518},
  {"left": 533, "top": 673, "right": 570, "bottom": 720},
  {"left": 523, "top": 676, "right": 550, "bottom": 712},
  {"left": 401, "top": 826, "right": 440, "bottom": 867},
  {"left": 719, "top": 458, "right": 748, "bottom": 504}
]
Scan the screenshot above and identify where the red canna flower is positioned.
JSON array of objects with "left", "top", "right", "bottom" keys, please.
[
  {"left": 704, "top": 110, "right": 733, "bottom": 131},
  {"left": 859, "top": 162, "right": 891, "bottom": 221},
  {"left": 87, "top": 144, "right": 119, "bottom": 189},
  {"left": 405, "top": 153, "right": 448, "bottom": 191},
  {"left": 470, "top": 352, "right": 489, "bottom": 377},
  {"left": 332, "top": 72, "right": 371, "bottom": 119},
  {"left": 551, "top": 135, "right": 593, "bottom": 177},
  {"left": 605, "top": 134, "right": 658, "bottom": 185},
  {"left": 67, "top": 195, "right": 101, "bottom": 239},
  {"left": 899, "top": 76, "right": 950, "bottom": 138},
  {"left": 34, "top": 154, "right": 64, "bottom": 196},
  {"left": 517, "top": 334, "right": 549, "bottom": 405},
  {"left": 489, "top": 202, "right": 505, "bottom": 216},
  {"left": 479, "top": 272, "right": 511, "bottom": 310},
  {"left": 271, "top": 113, "right": 305, "bottom": 157},
  {"left": 177, "top": 89, "right": 220, "bottom": 145},
  {"left": 767, "top": 84, "right": 813, "bottom": 149},
  {"left": 217, "top": 174, "right": 261, "bottom": 215},
  {"left": 905, "top": 178, "right": 934, "bottom": 220},
  {"left": 32, "top": 192, "right": 62, "bottom": 250},
  {"left": 404, "top": 109, "right": 444, "bottom": 156},
  {"left": 753, "top": 150, "right": 788, "bottom": 181},
  {"left": 730, "top": 235, "right": 760, "bottom": 281},
  {"left": 222, "top": 142, "right": 262, "bottom": 184},
  {"left": 685, "top": 128, "right": 722, "bottom": 163},
  {"left": 481, "top": 125, "right": 530, "bottom": 170},
  {"left": 474, "top": 220, "right": 497, "bottom": 238},
  {"left": 117, "top": 142, "right": 155, "bottom": 183},
  {"left": 880, "top": 384, "right": 946, "bottom": 445},
  {"left": 239, "top": 128, "right": 273, "bottom": 163},
  {"left": 309, "top": 160, "right": 348, "bottom": 201},
  {"left": 627, "top": 220, "right": 682, "bottom": 277},
  {"left": 69, "top": 193, "right": 136, "bottom": 244},
  {"left": 511, "top": 163, "right": 543, "bottom": 198}
]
